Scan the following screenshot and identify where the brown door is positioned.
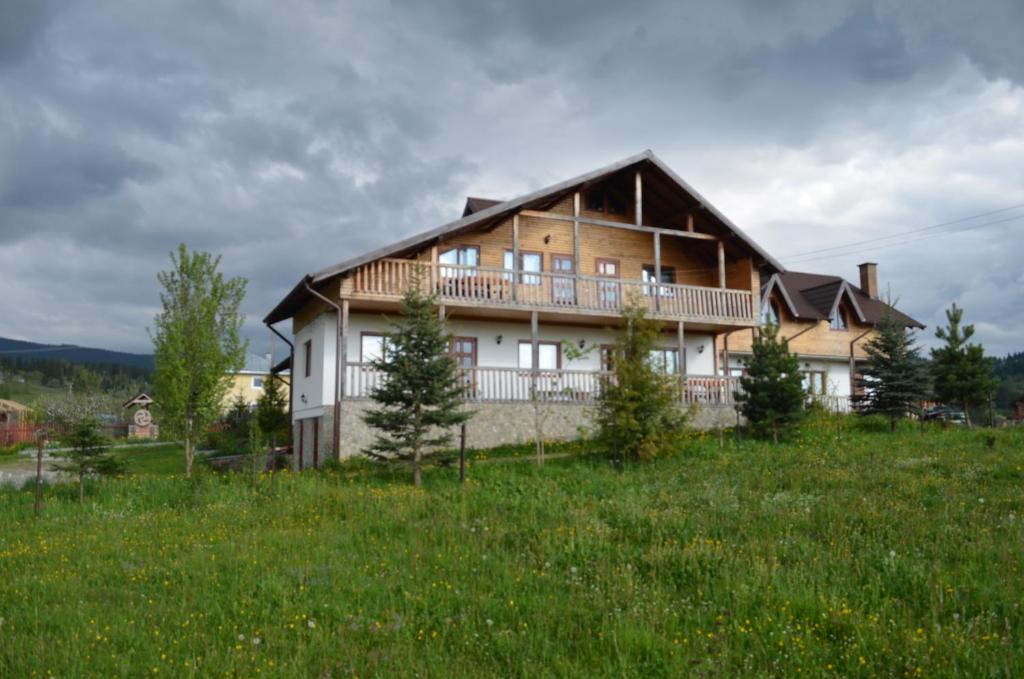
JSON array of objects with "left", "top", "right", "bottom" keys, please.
[
  {"left": 451, "top": 337, "right": 477, "bottom": 396},
  {"left": 596, "top": 258, "right": 620, "bottom": 309},
  {"left": 552, "top": 255, "right": 574, "bottom": 304}
]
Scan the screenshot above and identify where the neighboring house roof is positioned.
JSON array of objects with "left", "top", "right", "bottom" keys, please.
[
  {"left": 265, "top": 149, "right": 784, "bottom": 324},
  {"left": 0, "top": 398, "right": 30, "bottom": 413},
  {"left": 122, "top": 392, "right": 153, "bottom": 408},
  {"left": 271, "top": 356, "right": 292, "bottom": 375},
  {"left": 462, "top": 196, "right": 503, "bottom": 217},
  {"left": 236, "top": 352, "right": 273, "bottom": 375},
  {"left": 763, "top": 271, "right": 924, "bottom": 329}
]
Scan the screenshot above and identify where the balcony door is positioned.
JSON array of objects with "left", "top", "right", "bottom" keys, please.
[
  {"left": 596, "top": 258, "right": 620, "bottom": 309},
  {"left": 451, "top": 337, "right": 477, "bottom": 395},
  {"left": 551, "top": 255, "right": 575, "bottom": 305}
]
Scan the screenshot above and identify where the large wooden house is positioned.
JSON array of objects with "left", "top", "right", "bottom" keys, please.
[{"left": 265, "top": 151, "right": 922, "bottom": 466}]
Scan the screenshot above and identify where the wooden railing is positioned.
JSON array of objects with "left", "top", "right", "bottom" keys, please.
[
  {"left": 345, "top": 363, "right": 739, "bottom": 405},
  {"left": 350, "top": 259, "right": 754, "bottom": 322}
]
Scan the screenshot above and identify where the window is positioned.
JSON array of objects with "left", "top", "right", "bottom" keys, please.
[
  {"left": 439, "top": 245, "right": 480, "bottom": 278},
  {"left": 503, "top": 250, "right": 542, "bottom": 285},
  {"left": 642, "top": 265, "right": 676, "bottom": 297},
  {"left": 551, "top": 255, "right": 574, "bottom": 304},
  {"left": 451, "top": 337, "right": 477, "bottom": 392},
  {"left": 303, "top": 340, "right": 312, "bottom": 377},
  {"left": 761, "top": 299, "right": 780, "bottom": 325},
  {"left": 596, "top": 258, "right": 620, "bottom": 308},
  {"left": 518, "top": 341, "right": 560, "bottom": 370},
  {"left": 600, "top": 344, "right": 615, "bottom": 372},
  {"left": 360, "top": 333, "right": 389, "bottom": 363},
  {"left": 251, "top": 376, "right": 264, "bottom": 389},
  {"left": 649, "top": 348, "right": 680, "bottom": 375},
  {"left": 802, "top": 370, "right": 827, "bottom": 395},
  {"left": 585, "top": 189, "right": 627, "bottom": 215},
  {"left": 830, "top": 306, "right": 848, "bottom": 331}
]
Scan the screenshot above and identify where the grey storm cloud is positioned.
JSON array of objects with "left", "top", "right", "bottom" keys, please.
[{"left": 0, "top": 0, "right": 1021, "bottom": 357}]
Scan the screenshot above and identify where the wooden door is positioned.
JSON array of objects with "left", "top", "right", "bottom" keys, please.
[
  {"left": 451, "top": 337, "right": 477, "bottom": 396},
  {"left": 552, "top": 255, "right": 574, "bottom": 304},
  {"left": 596, "top": 258, "right": 620, "bottom": 309}
]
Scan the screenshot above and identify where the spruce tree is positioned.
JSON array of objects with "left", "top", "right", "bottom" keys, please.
[
  {"left": 255, "top": 374, "right": 289, "bottom": 448},
  {"left": 362, "top": 270, "right": 472, "bottom": 486},
  {"left": 52, "top": 418, "right": 124, "bottom": 503},
  {"left": 930, "top": 303, "right": 997, "bottom": 427},
  {"left": 855, "top": 309, "right": 930, "bottom": 431},
  {"left": 594, "top": 298, "right": 687, "bottom": 462},
  {"left": 736, "top": 324, "right": 804, "bottom": 443}
]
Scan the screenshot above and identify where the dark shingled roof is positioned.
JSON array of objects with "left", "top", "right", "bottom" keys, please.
[
  {"left": 462, "top": 197, "right": 503, "bottom": 217},
  {"left": 767, "top": 271, "right": 924, "bottom": 329}
]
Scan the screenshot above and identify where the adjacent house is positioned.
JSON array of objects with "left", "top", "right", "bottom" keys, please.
[
  {"left": 265, "top": 150, "right": 922, "bottom": 466},
  {"left": 720, "top": 266, "right": 924, "bottom": 411},
  {"left": 223, "top": 352, "right": 289, "bottom": 411}
]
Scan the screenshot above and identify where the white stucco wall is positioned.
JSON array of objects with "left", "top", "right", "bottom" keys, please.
[
  {"left": 344, "top": 312, "right": 718, "bottom": 375},
  {"left": 292, "top": 312, "right": 335, "bottom": 420},
  {"left": 727, "top": 354, "right": 853, "bottom": 398}
]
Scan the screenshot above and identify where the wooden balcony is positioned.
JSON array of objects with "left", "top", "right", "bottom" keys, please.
[
  {"left": 348, "top": 259, "right": 755, "bottom": 325},
  {"left": 345, "top": 363, "right": 739, "bottom": 406}
]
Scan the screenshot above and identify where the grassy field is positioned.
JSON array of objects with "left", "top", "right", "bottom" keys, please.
[{"left": 1, "top": 419, "right": 1022, "bottom": 676}]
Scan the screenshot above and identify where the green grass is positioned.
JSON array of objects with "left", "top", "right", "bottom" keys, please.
[
  {"left": 112, "top": 443, "right": 189, "bottom": 476},
  {"left": 1, "top": 421, "right": 1022, "bottom": 677}
]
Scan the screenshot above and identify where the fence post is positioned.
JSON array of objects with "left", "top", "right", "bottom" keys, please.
[{"left": 34, "top": 430, "right": 45, "bottom": 518}]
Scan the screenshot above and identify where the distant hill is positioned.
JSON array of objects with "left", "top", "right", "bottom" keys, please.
[{"left": 0, "top": 337, "right": 154, "bottom": 371}]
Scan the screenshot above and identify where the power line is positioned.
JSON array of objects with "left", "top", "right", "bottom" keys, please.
[
  {"left": 778, "top": 202, "right": 1024, "bottom": 260},
  {"left": 783, "top": 212, "right": 1024, "bottom": 267}
]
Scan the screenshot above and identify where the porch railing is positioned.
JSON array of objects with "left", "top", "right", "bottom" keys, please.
[
  {"left": 349, "top": 259, "right": 754, "bottom": 323},
  {"left": 344, "top": 363, "right": 740, "bottom": 406}
]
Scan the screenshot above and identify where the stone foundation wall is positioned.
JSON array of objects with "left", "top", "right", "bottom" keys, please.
[{"left": 294, "top": 400, "right": 740, "bottom": 464}]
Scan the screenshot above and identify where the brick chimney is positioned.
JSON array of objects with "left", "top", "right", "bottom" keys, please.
[{"left": 858, "top": 262, "right": 879, "bottom": 299}]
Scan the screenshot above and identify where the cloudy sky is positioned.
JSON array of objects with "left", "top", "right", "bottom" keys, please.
[{"left": 1, "top": 0, "right": 1022, "bottom": 358}]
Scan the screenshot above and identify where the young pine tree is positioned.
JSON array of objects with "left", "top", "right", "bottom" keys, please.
[
  {"left": 52, "top": 418, "right": 124, "bottom": 503},
  {"left": 736, "top": 325, "right": 804, "bottom": 443},
  {"left": 854, "top": 309, "right": 930, "bottom": 431},
  {"left": 255, "top": 374, "right": 290, "bottom": 449},
  {"left": 362, "top": 271, "right": 472, "bottom": 486},
  {"left": 594, "top": 298, "right": 687, "bottom": 462},
  {"left": 930, "top": 303, "right": 997, "bottom": 427}
]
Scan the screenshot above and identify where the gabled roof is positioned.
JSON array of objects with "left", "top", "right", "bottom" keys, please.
[
  {"left": 265, "top": 150, "right": 783, "bottom": 324},
  {"left": 122, "top": 392, "right": 153, "bottom": 408},
  {"left": 462, "top": 196, "right": 503, "bottom": 217},
  {"left": 236, "top": 352, "right": 273, "bottom": 375},
  {"left": 763, "top": 271, "right": 924, "bottom": 329}
]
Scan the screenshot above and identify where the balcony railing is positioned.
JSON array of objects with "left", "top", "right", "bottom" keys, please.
[
  {"left": 349, "top": 259, "right": 754, "bottom": 323},
  {"left": 344, "top": 363, "right": 739, "bottom": 406}
]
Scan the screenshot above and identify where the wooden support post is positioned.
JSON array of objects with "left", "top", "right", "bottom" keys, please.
[
  {"left": 531, "top": 311, "right": 540, "bottom": 373},
  {"left": 573, "top": 192, "right": 581, "bottom": 303},
  {"left": 635, "top": 170, "right": 643, "bottom": 227},
  {"left": 459, "top": 422, "right": 467, "bottom": 484},
  {"left": 335, "top": 299, "right": 348, "bottom": 461},
  {"left": 653, "top": 231, "right": 661, "bottom": 313},
  {"left": 687, "top": 213, "right": 694, "bottom": 232},
  {"left": 512, "top": 214, "right": 520, "bottom": 302},
  {"left": 677, "top": 321, "right": 686, "bottom": 401},
  {"left": 723, "top": 334, "right": 731, "bottom": 379},
  {"left": 750, "top": 260, "right": 761, "bottom": 322},
  {"left": 717, "top": 240, "right": 726, "bottom": 289},
  {"left": 438, "top": 303, "right": 445, "bottom": 321}
]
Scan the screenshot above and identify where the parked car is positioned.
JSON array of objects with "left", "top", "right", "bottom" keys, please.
[{"left": 922, "top": 407, "right": 966, "bottom": 424}]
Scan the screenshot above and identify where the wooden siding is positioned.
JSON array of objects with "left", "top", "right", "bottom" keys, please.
[{"left": 723, "top": 296, "right": 877, "bottom": 360}]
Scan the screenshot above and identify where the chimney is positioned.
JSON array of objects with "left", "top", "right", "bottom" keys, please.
[{"left": 859, "top": 262, "right": 878, "bottom": 299}]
